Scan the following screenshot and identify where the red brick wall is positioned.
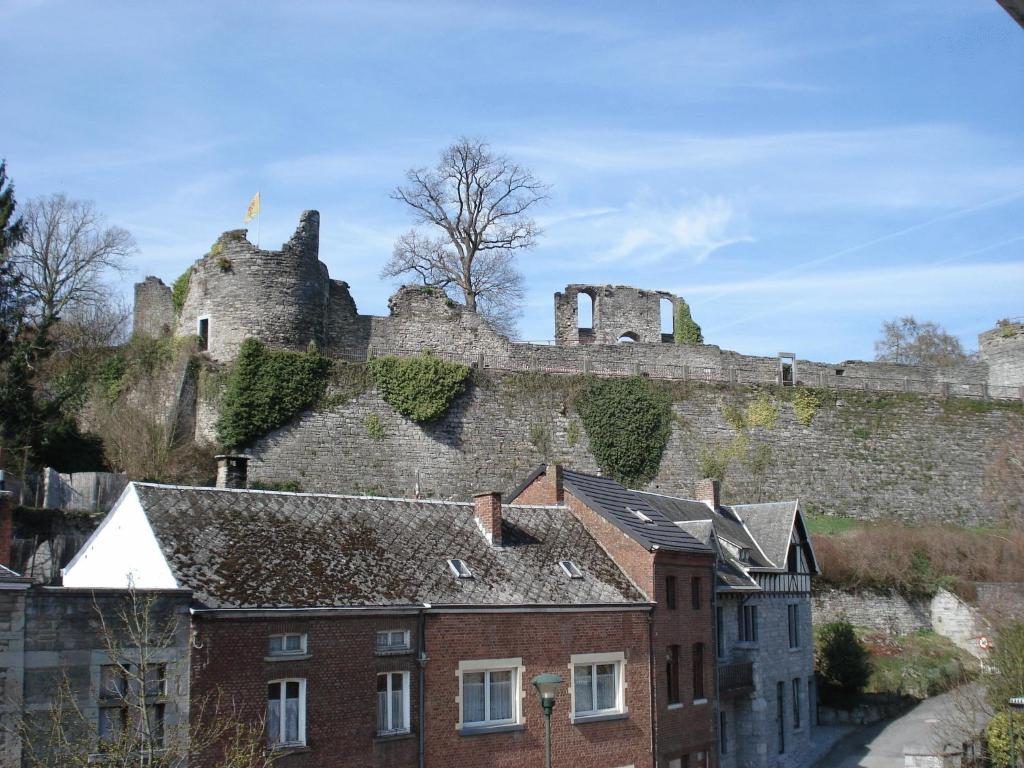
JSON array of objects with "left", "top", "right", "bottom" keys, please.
[
  {"left": 650, "top": 552, "right": 717, "bottom": 767},
  {"left": 191, "top": 614, "right": 420, "bottom": 768},
  {"left": 423, "top": 610, "right": 653, "bottom": 768}
]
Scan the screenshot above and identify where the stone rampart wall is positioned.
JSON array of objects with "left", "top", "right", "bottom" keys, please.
[
  {"left": 981, "top": 323, "right": 1024, "bottom": 389},
  {"left": 233, "top": 370, "right": 1023, "bottom": 524}
]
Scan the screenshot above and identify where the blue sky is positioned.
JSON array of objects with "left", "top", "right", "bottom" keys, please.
[{"left": 3, "top": 0, "right": 1022, "bottom": 361}]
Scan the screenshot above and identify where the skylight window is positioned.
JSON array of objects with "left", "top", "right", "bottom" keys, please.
[
  {"left": 447, "top": 559, "right": 473, "bottom": 578},
  {"left": 627, "top": 507, "right": 654, "bottom": 524},
  {"left": 559, "top": 560, "right": 583, "bottom": 579}
]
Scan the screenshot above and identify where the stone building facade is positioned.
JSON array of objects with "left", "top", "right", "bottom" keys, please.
[{"left": 555, "top": 284, "right": 678, "bottom": 345}]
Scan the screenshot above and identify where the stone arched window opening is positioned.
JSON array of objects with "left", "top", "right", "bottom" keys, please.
[
  {"left": 660, "top": 298, "right": 674, "bottom": 337},
  {"left": 577, "top": 290, "right": 595, "bottom": 330},
  {"left": 618, "top": 332, "right": 639, "bottom": 343}
]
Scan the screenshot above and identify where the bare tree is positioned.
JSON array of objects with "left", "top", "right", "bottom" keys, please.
[
  {"left": 874, "top": 316, "right": 971, "bottom": 367},
  {"left": 13, "top": 194, "right": 136, "bottom": 327},
  {"left": 384, "top": 138, "right": 548, "bottom": 336}
]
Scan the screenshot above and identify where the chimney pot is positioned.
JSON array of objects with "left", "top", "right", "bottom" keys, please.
[
  {"left": 215, "top": 455, "right": 249, "bottom": 489},
  {"left": 695, "top": 478, "right": 720, "bottom": 510},
  {"left": 473, "top": 491, "right": 503, "bottom": 547}
]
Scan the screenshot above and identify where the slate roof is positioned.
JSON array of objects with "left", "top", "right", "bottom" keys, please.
[
  {"left": 730, "top": 501, "right": 799, "bottom": 569},
  {"left": 132, "top": 484, "right": 645, "bottom": 610},
  {"left": 560, "top": 470, "right": 712, "bottom": 555}
]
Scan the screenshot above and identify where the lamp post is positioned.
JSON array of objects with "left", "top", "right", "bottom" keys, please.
[
  {"left": 1010, "top": 697, "right": 1024, "bottom": 768},
  {"left": 532, "top": 673, "right": 563, "bottom": 768}
]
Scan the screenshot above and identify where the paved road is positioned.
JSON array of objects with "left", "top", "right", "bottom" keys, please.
[{"left": 811, "top": 689, "right": 977, "bottom": 768}]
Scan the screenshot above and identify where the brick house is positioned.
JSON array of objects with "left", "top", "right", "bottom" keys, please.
[
  {"left": 510, "top": 466, "right": 719, "bottom": 768},
  {"left": 635, "top": 481, "right": 819, "bottom": 767},
  {"left": 62, "top": 464, "right": 657, "bottom": 768}
]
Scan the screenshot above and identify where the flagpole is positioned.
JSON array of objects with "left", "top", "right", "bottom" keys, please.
[{"left": 256, "top": 190, "right": 261, "bottom": 249}]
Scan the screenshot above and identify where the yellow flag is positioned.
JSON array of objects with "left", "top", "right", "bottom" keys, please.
[{"left": 244, "top": 192, "right": 261, "bottom": 223}]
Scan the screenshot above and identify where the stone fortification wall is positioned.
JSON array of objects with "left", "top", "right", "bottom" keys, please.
[
  {"left": 176, "top": 210, "right": 328, "bottom": 361},
  {"left": 230, "top": 370, "right": 1023, "bottom": 524},
  {"left": 980, "top": 322, "right": 1024, "bottom": 389},
  {"left": 133, "top": 276, "right": 174, "bottom": 337},
  {"left": 812, "top": 588, "right": 932, "bottom": 635}
]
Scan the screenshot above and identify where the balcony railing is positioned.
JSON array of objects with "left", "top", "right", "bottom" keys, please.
[{"left": 719, "top": 661, "right": 754, "bottom": 699}]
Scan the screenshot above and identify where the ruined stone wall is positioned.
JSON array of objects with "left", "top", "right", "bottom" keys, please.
[
  {"left": 233, "top": 371, "right": 1024, "bottom": 524},
  {"left": 980, "top": 322, "right": 1024, "bottom": 389},
  {"left": 176, "top": 211, "right": 329, "bottom": 361},
  {"left": 555, "top": 284, "right": 676, "bottom": 345},
  {"left": 132, "top": 276, "right": 174, "bottom": 338}
]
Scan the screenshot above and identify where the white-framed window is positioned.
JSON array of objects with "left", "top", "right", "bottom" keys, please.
[
  {"left": 448, "top": 559, "right": 473, "bottom": 578},
  {"left": 559, "top": 560, "right": 583, "bottom": 579},
  {"left": 377, "top": 671, "right": 410, "bottom": 735},
  {"left": 627, "top": 507, "right": 654, "bottom": 524},
  {"left": 569, "top": 652, "right": 626, "bottom": 721},
  {"left": 376, "top": 629, "right": 411, "bottom": 653},
  {"left": 267, "top": 679, "right": 306, "bottom": 747},
  {"left": 268, "top": 633, "right": 307, "bottom": 657},
  {"left": 457, "top": 658, "right": 523, "bottom": 731}
]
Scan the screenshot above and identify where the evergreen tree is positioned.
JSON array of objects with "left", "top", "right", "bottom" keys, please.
[{"left": 0, "top": 159, "right": 26, "bottom": 357}]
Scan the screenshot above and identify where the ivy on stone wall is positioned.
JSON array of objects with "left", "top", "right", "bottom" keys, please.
[
  {"left": 216, "top": 339, "right": 331, "bottom": 449},
  {"left": 792, "top": 388, "right": 826, "bottom": 426},
  {"left": 576, "top": 376, "right": 672, "bottom": 486},
  {"left": 673, "top": 300, "right": 703, "bottom": 345},
  {"left": 171, "top": 267, "right": 193, "bottom": 317},
  {"left": 368, "top": 353, "right": 470, "bottom": 423}
]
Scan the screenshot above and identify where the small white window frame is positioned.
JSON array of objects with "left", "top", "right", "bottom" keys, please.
[
  {"left": 627, "top": 507, "right": 654, "bottom": 524},
  {"left": 448, "top": 559, "right": 473, "bottom": 578},
  {"left": 559, "top": 560, "right": 583, "bottom": 579},
  {"left": 568, "top": 651, "right": 627, "bottom": 723},
  {"left": 377, "top": 671, "right": 411, "bottom": 736},
  {"left": 456, "top": 657, "right": 524, "bottom": 732},
  {"left": 376, "top": 629, "right": 411, "bottom": 653},
  {"left": 267, "top": 633, "right": 308, "bottom": 658},
  {"left": 266, "top": 678, "right": 307, "bottom": 748}
]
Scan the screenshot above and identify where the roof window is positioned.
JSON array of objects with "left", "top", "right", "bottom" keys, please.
[
  {"left": 447, "top": 559, "right": 473, "bottom": 578},
  {"left": 628, "top": 507, "right": 654, "bottom": 524},
  {"left": 559, "top": 560, "right": 583, "bottom": 579},
  {"left": 738, "top": 548, "right": 752, "bottom": 563}
]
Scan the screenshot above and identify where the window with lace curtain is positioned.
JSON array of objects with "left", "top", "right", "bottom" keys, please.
[
  {"left": 377, "top": 672, "right": 410, "bottom": 735},
  {"left": 570, "top": 652, "right": 626, "bottom": 722},
  {"left": 457, "top": 658, "right": 523, "bottom": 732},
  {"left": 267, "top": 679, "right": 305, "bottom": 747}
]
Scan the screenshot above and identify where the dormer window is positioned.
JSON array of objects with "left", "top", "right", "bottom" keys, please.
[
  {"left": 628, "top": 507, "right": 654, "bottom": 524},
  {"left": 448, "top": 559, "right": 473, "bottom": 578},
  {"left": 268, "top": 633, "right": 307, "bottom": 657},
  {"left": 559, "top": 560, "right": 583, "bottom": 579},
  {"left": 739, "top": 548, "right": 752, "bottom": 563}
]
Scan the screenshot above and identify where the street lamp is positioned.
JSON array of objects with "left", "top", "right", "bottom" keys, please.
[
  {"left": 532, "top": 673, "right": 563, "bottom": 768},
  {"left": 1010, "top": 697, "right": 1024, "bottom": 768}
]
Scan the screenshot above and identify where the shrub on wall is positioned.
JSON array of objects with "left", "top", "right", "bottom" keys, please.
[
  {"left": 368, "top": 353, "right": 470, "bottom": 423},
  {"left": 576, "top": 376, "right": 672, "bottom": 486},
  {"left": 673, "top": 300, "right": 703, "bottom": 344},
  {"left": 171, "top": 267, "right": 193, "bottom": 317},
  {"left": 216, "top": 339, "right": 331, "bottom": 449},
  {"left": 792, "top": 388, "right": 826, "bottom": 426}
]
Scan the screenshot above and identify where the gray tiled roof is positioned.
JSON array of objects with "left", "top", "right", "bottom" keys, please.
[
  {"left": 560, "top": 470, "right": 712, "bottom": 555},
  {"left": 133, "top": 484, "right": 645, "bottom": 610},
  {"left": 730, "top": 501, "right": 799, "bottom": 569},
  {"left": 637, "top": 492, "right": 771, "bottom": 568}
]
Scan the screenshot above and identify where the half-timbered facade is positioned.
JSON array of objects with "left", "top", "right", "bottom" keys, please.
[{"left": 638, "top": 486, "right": 820, "bottom": 768}]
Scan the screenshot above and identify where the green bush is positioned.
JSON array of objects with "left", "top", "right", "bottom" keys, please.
[
  {"left": 215, "top": 339, "right": 331, "bottom": 449},
  {"left": 363, "top": 413, "right": 386, "bottom": 440},
  {"left": 171, "top": 267, "right": 193, "bottom": 316},
  {"left": 816, "top": 621, "right": 870, "bottom": 698},
  {"left": 673, "top": 300, "right": 703, "bottom": 344},
  {"left": 986, "top": 711, "right": 1024, "bottom": 768},
  {"left": 576, "top": 376, "right": 672, "bottom": 486},
  {"left": 368, "top": 353, "right": 470, "bottom": 423},
  {"left": 792, "top": 388, "right": 825, "bottom": 426}
]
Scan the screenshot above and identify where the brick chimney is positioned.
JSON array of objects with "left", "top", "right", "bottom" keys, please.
[
  {"left": 473, "top": 491, "right": 503, "bottom": 547},
  {"left": 215, "top": 455, "right": 249, "bottom": 489},
  {"left": 695, "top": 478, "right": 720, "bottom": 511},
  {"left": 547, "top": 463, "right": 564, "bottom": 504},
  {"left": 0, "top": 490, "right": 12, "bottom": 568}
]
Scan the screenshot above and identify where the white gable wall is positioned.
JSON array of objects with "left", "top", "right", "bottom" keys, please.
[{"left": 62, "top": 484, "right": 178, "bottom": 589}]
